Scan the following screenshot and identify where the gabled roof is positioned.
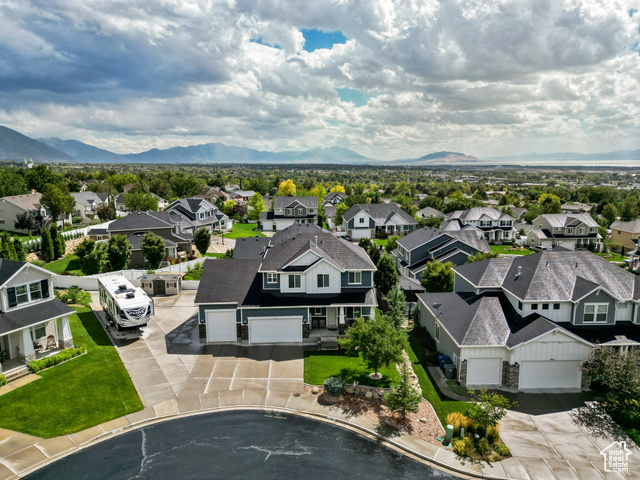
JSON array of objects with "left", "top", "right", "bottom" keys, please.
[
  {"left": 396, "top": 227, "right": 490, "bottom": 253},
  {"left": 455, "top": 250, "right": 640, "bottom": 302},
  {"left": 233, "top": 237, "right": 271, "bottom": 259},
  {"left": 538, "top": 213, "right": 599, "bottom": 228},
  {"left": 72, "top": 191, "right": 108, "bottom": 206},
  {"left": 195, "top": 259, "right": 262, "bottom": 304},
  {"left": 342, "top": 203, "right": 417, "bottom": 226},
  {"left": 0, "top": 192, "right": 42, "bottom": 211},
  {"left": 611, "top": 219, "right": 640, "bottom": 234},
  {"left": 324, "top": 192, "right": 348, "bottom": 202},
  {"left": 417, "top": 206, "right": 444, "bottom": 218},
  {"left": 0, "top": 258, "right": 27, "bottom": 287},
  {"left": 108, "top": 211, "right": 173, "bottom": 231},
  {"left": 446, "top": 207, "right": 513, "bottom": 221},
  {"left": 126, "top": 232, "right": 177, "bottom": 251},
  {"left": 273, "top": 196, "right": 318, "bottom": 210}
]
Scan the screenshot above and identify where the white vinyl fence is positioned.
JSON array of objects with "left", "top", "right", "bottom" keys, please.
[
  {"left": 23, "top": 220, "right": 115, "bottom": 252},
  {"left": 52, "top": 257, "right": 207, "bottom": 291}
]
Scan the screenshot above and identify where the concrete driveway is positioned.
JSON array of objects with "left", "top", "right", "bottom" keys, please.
[
  {"left": 499, "top": 393, "right": 640, "bottom": 479},
  {"left": 92, "top": 291, "right": 303, "bottom": 408}
]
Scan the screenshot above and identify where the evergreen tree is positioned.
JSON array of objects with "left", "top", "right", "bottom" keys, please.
[
  {"left": 0, "top": 232, "right": 17, "bottom": 260},
  {"left": 13, "top": 239, "right": 26, "bottom": 262},
  {"left": 194, "top": 227, "right": 212, "bottom": 256},
  {"left": 384, "top": 364, "right": 422, "bottom": 419},
  {"left": 74, "top": 238, "right": 95, "bottom": 265},
  {"left": 40, "top": 227, "right": 54, "bottom": 262},
  {"left": 50, "top": 224, "right": 66, "bottom": 259},
  {"left": 385, "top": 285, "right": 406, "bottom": 328},
  {"left": 374, "top": 254, "right": 399, "bottom": 297},
  {"left": 368, "top": 243, "right": 381, "bottom": 266},
  {"left": 106, "top": 235, "right": 132, "bottom": 271}
]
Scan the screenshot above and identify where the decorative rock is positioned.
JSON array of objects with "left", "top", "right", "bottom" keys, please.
[
  {"left": 345, "top": 385, "right": 355, "bottom": 394},
  {"left": 311, "top": 386, "right": 320, "bottom": 394},
  {"left": 365, "top": 391, "right": 373, "bottom": 399}
]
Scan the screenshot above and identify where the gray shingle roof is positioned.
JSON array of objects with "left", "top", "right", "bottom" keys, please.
[
  {"left": 273, "top": 196, "right": 318, "bottom": 209},
  {"left": 71, "top": 191, "right": 107, "bottom": 207},
  {"left": 396, "top": 227, "right": 490, "bottom": 253},
  {"left": 541, "top": 213, "right": 598, "bottom": 228},
  {"left": 195, "top": 259, "right": 262, "bottom": 304},
  {"left": 446, "top": 207, "right": 512, "bottom": 221},
  {"left": 126, "top": 232, "right": 177, "bottom": 250},
  {"left": 1, "top": 192, "right": 42, "bottom": 211},
  {"left": 454, "top": 256, "right": 515, "bottom": 287},
  {"left": 108, "top": 211, "right": 173, "bottom": 231},
  {"left": 342, "top": 203, "right": 418, "bottom": 226},
  {"left": 0, "top": 299, "right": 75, "bottom": 336},
  {"left": 0, "top": 259, "right": 25, "bottom": 287},
  {"left": 324, "top": 192, "right": 347, "bottom": 202},
  {"left": 234, "top": 237, "right": 271, "bottom": 259},
  {"left": 611, "top": 219, "right": 640, "bottom": 234}
]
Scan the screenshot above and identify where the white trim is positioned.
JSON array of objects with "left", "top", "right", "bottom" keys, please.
[
  {"left": 582, "top": 303, "right": 609, "bottom": 324},
  {"left": 0, "top": 263, "right": 54, "bottom": 289},
  {"left": 0, "top": 310, "right": 71, "bottom": 338},
  {"left": 347, "top": 271, "right": 362, "bottom": 285}
]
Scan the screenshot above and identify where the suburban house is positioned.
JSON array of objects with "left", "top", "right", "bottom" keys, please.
[
  {"left": 610, "top": 219, "right": 640, "bottom": 253},
  {"left": 0, "top": 192, "right": 50, "bottom": 233},
  {"left": 442, "top": 207, "right": 516, "bottom": 243},
  {"left": 92, "top": 211, "right": 194, "bottom": 267},
  {"left": 526, "top": 213, "right": 601, "bottom": 251},
  {"left": 259, "top": 196, "right": 318, "bottom": 231},
  {"left": 114, "top": 192, "right": 168, "bottom": 213},
  {"left": 392, "top": 227, "right": 491, "bottom": 280},
  {"left": 0, "top": 259, "right": 75, "bottom": 375},
  {"left": 165, "top": 198, "right": 230, "bottom": 232},
  {"left": 342, "top": 204, "right": 418, "bottom": 240},
  {"left": 416, "top": 207, "right": 444, "bottom": 220},
  {"left": 195, "top": 224, "right": 377, "bottom": 346},
  {"left": 323, "top": 192, "right": 348, "bottom": 206},
  {"left": 195, "top": 186, "right": 230, "bottom": 203},
  {"left": 71, "top": 191, "right": 110, "bottom": 222},
  {"left": 416, "top": 250, "right": 640, "bottom": 392},
  {"left": 229, "top": 190, "right": 256, "bottom": 205}
]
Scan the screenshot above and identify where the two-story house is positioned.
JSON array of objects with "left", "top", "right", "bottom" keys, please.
[
  {"left": 526, "top": 214, "right": 601, "bottom": 251},
  {"left": 0, "top": 259, "right": 75, "bottom": 375},
  {"left": 323, "top": 192, "right": 348, "bottom": 206},
  {"left": 610, "top": 219, "right": 640, "bottom": 253},
  {"left": 0, "top": 192, "right": 50, "bottom": 233},
  {"left": 259, "top": 196, "right": 318, "bottom": 231},
  {"left": 71, "top": 191, "right": 110, "bottom": 222},
  {"left": 342, "top": 204, "right": 418, "bottom": 240},
  {"left": 442, "top": 207, "right": 516, "bottom": 243},
  {"left": 195, "top": 224, "right": 377, "bottom": 346},
  {"left": 416, "top": 250, "right": 639, "bottom": 392},
  {"left": 165, "top": 198, "right": 230, "bottom": 233},
  {"left": 392, "top": 227, "right": 491, "bottom": 280},
  {"left": 229, "top": 190, "right": 256, "bottom": 205}
]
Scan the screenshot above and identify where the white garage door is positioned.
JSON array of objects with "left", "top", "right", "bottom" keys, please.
[
  {"left": 206, "top": 310, "right": 237, "bottom": 343},
  {"left": 349, "top": 229, "right": 371, "bottom": 240},
  {"left": 249, "top": 316, "right": 302, "bottom": 344},
  {"left": 519, "top": 361, "right": 582, "bottom": 390},
  {"left": 466, "top": 358, "right": 502, "bottom": 386}
]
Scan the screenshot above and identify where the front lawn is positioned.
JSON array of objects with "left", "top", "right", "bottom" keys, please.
[
  {"left": 406, "top": 332, "right": 469, "bottom": 426},
  {"left": 205, "top": 253, "right": 224, "bottom": 258},
  {"left": 0, "top": 307, "right": 143, "bottom": 438},
  {"left": 43, "top": 254, "right": 83, "bottom": 276},
  {"left": 595, "top": 252, "right": 627, "bottom": 263},
  {"left": 624, "top": 427, "right": 640, "bottom": 447},
  {"left": 373, "top": 239, "right": 387, "bottom": 247},
  {"left": 304, "top": 350, "right": 400, "bottom": 388},
  {"left": 490, "top": 245, "right": 533, "bottom": 256},
  {"left": 222, "top": 223, "right": 266, "bottom": 239}
]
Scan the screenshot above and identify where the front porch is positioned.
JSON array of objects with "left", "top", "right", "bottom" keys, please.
[
  {"left": 0, "top": 347, "right": 65, "bottom": 377},
  {"left": 305, "top": 306, "right": 373, "bottom": 347}
]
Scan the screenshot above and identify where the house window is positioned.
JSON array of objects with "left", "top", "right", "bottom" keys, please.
[
  {"left": 313, "top": 308, "right": 326, "bottom": 315},
  {"left": 584, "top": 304, "right": 608, "bottom": 323},
  {"left": 16, "top": 285, "right": 29, "bottom": 305},
  {"left": 288, "top": 275, "right": 301, "bottom": 289},
  {"left": 542, "top": 303, "right": 549, "bottom": 310},
  {"left": 298, "top": 208, "right": 304, "bottom": 215},
  {"left": 518, "top": 301, "right": 523, "bottom": 310},
  {"left": 32, "top": 324, "right": 46, "bottom": 340},
  {"left": 266, "top": 273, "right": 278, "bottom": 284},
  {"left": 29, "top": 282, "right": 42, "bottom": 301},
  {"left": 567, "top": 228, "right": 574, "bottom": 234},
  {"left": 579, "top": 227, "right": 584, "bottom": 234},
  {"left": 435, "top": 323, "right": 440, "bottom": 341},
  {"left": 286, "top": 208, "right": 293, "bottom": 216},
  {"left": 348, "top": 271, "right": 362, "bottom": 284},
  {"left": 346, "top": 307, "right": 362, "bottom": 319},
  {"left": 553, "top": 303, "right": 560, "bottom": 310},
  {"left": 531, "top": 303, "right": 538, "bottom": 310},
  {"left": 359, "top": 217, "right": 365, "bottom": 224},
  {"left": 317, "top": 274, "right": 330, "bottom": 288},
  {"left": 618, "top": 302, "right": 628, "bottom": 310}
]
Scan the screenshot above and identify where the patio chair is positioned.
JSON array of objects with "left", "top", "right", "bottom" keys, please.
[
  {"left": 34, "top": 337, "right": 47, "bottom": 353},
  {"left": 46, "top": 335, "right": 56, "bottom": 349}
]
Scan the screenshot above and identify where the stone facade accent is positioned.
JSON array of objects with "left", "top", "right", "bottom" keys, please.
[
  {"left": 459, "top": 359, "right": 468, "bottom": 386},
  {"left": 59, "top": 339, "right": 74, "bottom": 349},
  {"left": 199, "top": 324, "right": 206, "bottom": 339},
  {"left": 502, "top": 361, "right": 519, "bottom": 390},
  {"left": 343, "top": 384, "right": 390, "bottom": 403},
  {"left": 303, "top": 324, "right": 310, "bottom": 338},
  {"left": 20, "top": 352, "right": 36, "bottom": 364},
  {"left": 240, "top": 325, "right": 249, "bottom": 341}
]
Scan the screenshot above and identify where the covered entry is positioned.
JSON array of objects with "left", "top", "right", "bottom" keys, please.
[{"left": 248, "top": 316, "right": 302, "bottom": 344}]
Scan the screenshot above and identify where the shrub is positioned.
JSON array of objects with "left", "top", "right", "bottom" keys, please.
[
  {"left": 30, "top": 259, "right": 47, "bottom": 267},
  {"left": 27, "top": 347, "right": 86, "bottom": 373},
  {"left": 446, "top": 412, "right": 471, "bottom": 436},
  {"left": 452, "top": 437, "right": 472, "bottom": 457},
  {"left": 324, "top": 376, "right": 346, "bottom": 395},
  {"left": 476, "top": 437, "right": 490, "bottom": 457},
  {"left": 487, "top": 426, "right": 500, "bottom": 444},
  {"left": 72, "top": 216, "right": 82, "bottom": 224},
  {"left": 493, "top": 443, "right": 510, "bottom": 457},
  {"left": 0, "top": 374, "right": 6, "bottom": 386},
  {"left": 56, "top": 286, "right": 92, "bottom": 307}
]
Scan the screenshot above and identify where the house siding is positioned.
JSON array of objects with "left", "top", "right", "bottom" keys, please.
[
  {"left": 417, "top": 304, "right": 460, "bottom": 362},
  {"left": 340, "top": 271, "right": 373, "bottom": 288},
  {"left": 454, "top": 275, "right": 477, "bottom": 294},
  {"left": 240, "top": 307, "right": 309, "bottom": 324},
  {"left": 573, "top": 290, "right": 617, "bottom": 325}
]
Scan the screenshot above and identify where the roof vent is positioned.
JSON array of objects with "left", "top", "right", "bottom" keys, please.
[
  {"left": 546, "top": 261, "right": 549, "bottom": 267},
  {"left": 126, "top": 292, "right": 135, "bottom": 299},
  {"left": 516, "top": 266, "right": 522, "bottom": 278},
  {"left": 314, "top": 236, "right": 318, "bottom": 247},
  {"left": 433, "top": 303, "right": 441, "bottom": 310},
  {"left": 118, "top": 284, "right": 127, "bottom": 290},
  {"left": 575, "top": 262, "right": 578, "bottom": 268}
]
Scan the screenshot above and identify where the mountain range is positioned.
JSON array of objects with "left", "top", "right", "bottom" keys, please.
[{"left": 0, "top": 125, "right": 638, "bottom": 166}]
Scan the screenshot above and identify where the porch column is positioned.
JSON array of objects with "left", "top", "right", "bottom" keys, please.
[
  {"left": 339, "top": 307, "right": 346, "bottom": 325},
  {"left": 19, "top": 330, "right": 36, "bottom": 363},
  {"left": 57, "top": 316, "right": 74, "bottom": 349}
]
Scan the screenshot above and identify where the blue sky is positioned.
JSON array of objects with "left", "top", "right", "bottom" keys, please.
[{"left": 0, "top": 1, "right": 638, "bottom": 159}]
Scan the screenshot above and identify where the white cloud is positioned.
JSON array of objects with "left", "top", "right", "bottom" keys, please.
[{"left": 0, "top": 0, "right": 638, "bottom": 159}]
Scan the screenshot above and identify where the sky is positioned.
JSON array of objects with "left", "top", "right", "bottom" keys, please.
[{"left": 0, "top": 0, "right": 639, "bottom": 160}]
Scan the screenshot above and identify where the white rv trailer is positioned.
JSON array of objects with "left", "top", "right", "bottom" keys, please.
[{"left": 98, "top": 275, "right": 154, "bottom": 330}]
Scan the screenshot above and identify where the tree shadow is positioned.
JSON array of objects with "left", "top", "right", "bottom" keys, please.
[
  {"left": 336, "top": 368, "right": 393, "bottom": 388},
  {"left": 570, "top": 402, "right": 630, "bottom": 442}
]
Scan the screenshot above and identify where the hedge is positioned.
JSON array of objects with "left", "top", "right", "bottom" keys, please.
[
  {"left": 28, "top": 347, "right": 87, "bottom": 373},
  {"left": 0, "top": 374, "right": 6, "bottom": 386}
]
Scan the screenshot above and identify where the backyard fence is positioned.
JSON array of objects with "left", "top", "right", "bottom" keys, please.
[{"left": 22, "top": 220, "right": 115, "bottom": 252}]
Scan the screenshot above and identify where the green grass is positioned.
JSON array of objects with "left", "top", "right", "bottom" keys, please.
[
  {"left": 304, "top": 350, "right": 400, "bottom": 388},
  {"left": 446, "top": 379, "right": 471, "bottom": 397},
  {"left": 43, "top": 254, "right": 83, "bottom": 276},
  {"left": 0, "top": 307, "right": 143, "bottom": 438},
  {"left": 490, "top": 245, "right": 534, "bottom": 256},
  {"left": 205, "top": 253, "right": 224, "bottom": 258},
  {"left": 406, "top": 332, "right": 469, "bottom": 426},
  {"left": 623, "top": 427, "right": 640, "bottom": 447},
  {"left": 3, "top": 231, "right": 33, "bottom": 242},
  {"left": 373, "top": 239, "right": 388, "bottom": 246},
  {"left": 221, "top": 223, "right": 266, "bottom": 239},
  {"left": 595, "top": 252, "right": 627, "bottom": 263}
]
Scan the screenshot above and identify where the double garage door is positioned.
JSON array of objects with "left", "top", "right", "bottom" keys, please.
[
  {"left": 519, "top": 361, "right": 582, "bottom": 390},
  {"left": 205, "top": 310, "right": 302, "bottom": 344}
]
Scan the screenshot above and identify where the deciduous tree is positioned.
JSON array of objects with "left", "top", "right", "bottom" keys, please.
[
  {"left": 421, "top": 260, "right": 454, "bottom": 293},
  {"left": 41, "top": 184, "right": 75, "bottom": 226},
  {"left": 278, "top": 179, "right": 297, "bottom": 196},
  {"left": 248, "top": 193, "right": 266, "bottom": 221},
  {"left": 194, "top": 227, "right": 212, "bottom": 256},
  {"left": 106, "top": 235, "right": 132, "bottom": 271},
  {"left": 141, "top": 232, "right": 166, "bottom": 269},
  {"left": 374, "top": 254, "right": 399, "bottom": 297}
]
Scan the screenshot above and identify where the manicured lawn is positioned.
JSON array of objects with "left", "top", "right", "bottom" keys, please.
[
  {"left": 490, "top": 245, "right": 534, "bottom": 256},
  {"left": 43, "top": 254, "right": 83, "bottom": 276},
  {"left": 221, "top": 223, "right": 266, "bottom": 239},
  {"left": 0, "top": 307, "right": 143, "bottom": 438},
  {"left": 406, "top": 332, "right": 469, "bottom": 426},
  {"left": 595, "top": 252, "right": 627, "bottom": 263},
  {"left": 304, "top": 350, "right": 400, "bottom": 388},
  {"left": 205, "top": 253, "right": 224, "bottom": 258},
  {"left": 446, "top": 379, "right": 471, "bottom": 397},
  {"left": 373, "top": 239, "right": 387, "bottom": 246},
  {"left": 4, "top": 231, "right": 33, "bottom": 242},
  {"left": 624, "top": 427, "right": 640, "bottom": 447}
]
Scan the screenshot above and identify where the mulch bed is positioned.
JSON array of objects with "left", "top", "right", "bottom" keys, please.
[{"left": 304, "top": 385, "right": 445, "bottom": 448}]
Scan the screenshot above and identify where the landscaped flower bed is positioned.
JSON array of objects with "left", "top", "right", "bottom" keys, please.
[{"left": 27, "top": 347, "right": 87, "bottom": 373}]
